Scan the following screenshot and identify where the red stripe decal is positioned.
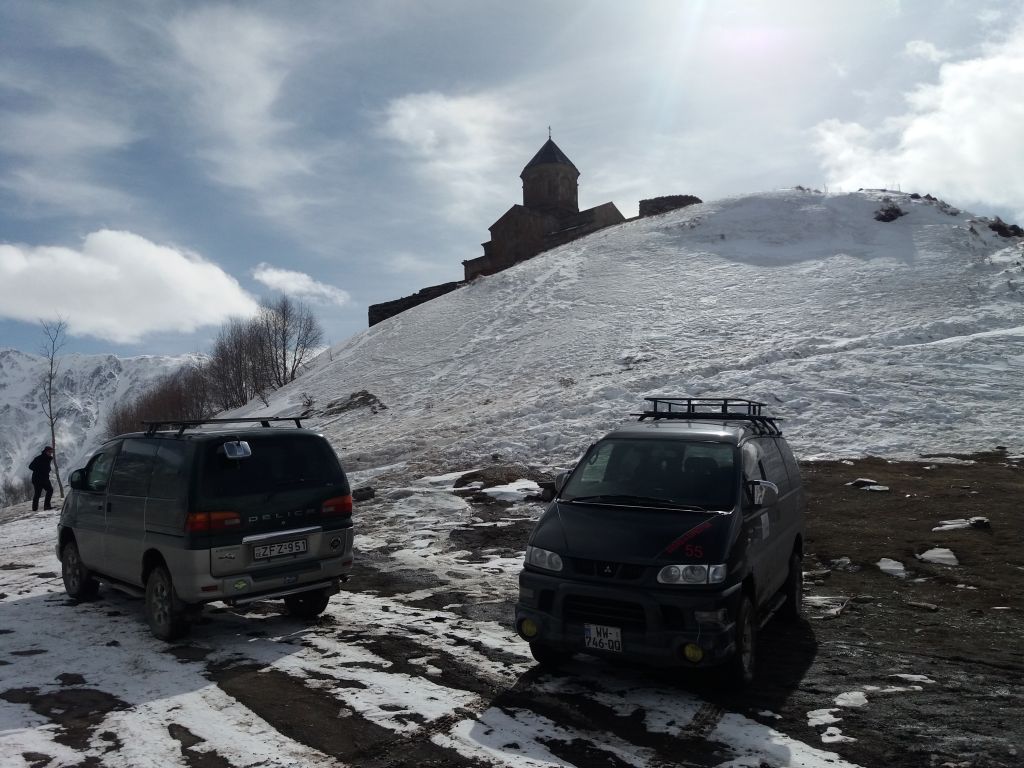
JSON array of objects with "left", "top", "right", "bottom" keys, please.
[{"left": 662, "top": 521, "right": 713, "bottom": 555}]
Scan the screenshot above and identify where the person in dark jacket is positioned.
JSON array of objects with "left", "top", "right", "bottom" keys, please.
[{"left": 29, "top": 446, "right": 55, "bottom": 511}]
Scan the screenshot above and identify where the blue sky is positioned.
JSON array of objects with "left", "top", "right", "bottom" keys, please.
[{"left": 1, "top": 0, "right": 1023, "bottom": 356}]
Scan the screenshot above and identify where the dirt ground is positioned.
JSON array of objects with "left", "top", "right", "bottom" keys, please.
[
  {"left": 5, "top": 453, "right": 1023, "bottom": 767},
  {"left": 250, "top": 453, "right": 1024, "bottom": 768}
]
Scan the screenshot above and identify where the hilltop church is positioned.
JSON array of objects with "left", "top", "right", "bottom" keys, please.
[
  {"left": 460, "top": 137, "right": 624, "bottom": 280},
  {"left": 368, "top": 137, "right": 689, "bottom": 326}
]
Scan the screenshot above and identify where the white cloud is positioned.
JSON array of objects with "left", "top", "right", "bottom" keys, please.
[
  {"left": 0, "top": 78, "right": 138, "bottom": 215},
  {"left": 252, "top": 264, "right": 351, "bottom": 306},
  {"left": 0, "top": 169, "right": 134, "bottom": 216},
  {"left": 0, "top": 108, "right": 135, "bottom": 159},
  {"left": 0, "top": 231, "right": 259, "bottom": 343},
  {"left": 379, "top": 91, "right": 532, "bottom": 223},
  {"left": 168, "top": 7, "right": 316, "bottom": 193},
  {"left": 903, "top": 40, "right": 950, "bottom": 63},
  {"left": 814, "top": 24, "right": 1024, "bottom": 220}
]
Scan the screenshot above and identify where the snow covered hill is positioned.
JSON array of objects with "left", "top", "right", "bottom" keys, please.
[
  {"left": 235, "top": 189, "right": 1024, "bottom": 468},
  {"left": 0, "top": 349, "right": 195, "bottom": 496}
]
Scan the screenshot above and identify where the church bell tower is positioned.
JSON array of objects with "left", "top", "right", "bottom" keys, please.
[{"left": 520, "top": 136, "right": 580, "bottom": 216}]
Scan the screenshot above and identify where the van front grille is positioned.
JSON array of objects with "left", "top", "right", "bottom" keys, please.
[
  {"left": 571, "top": 558, "right": 644, "bottom": 580},
  {"left": 563, "top": 595, "right": 646, "bottom": 631}
]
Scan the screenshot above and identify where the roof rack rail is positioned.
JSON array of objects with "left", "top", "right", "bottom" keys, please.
[
  {"left": 634, "top": 397, "right": 783, "bottom": 436},
  {"left": 141, "top": 416, "right": 303, "bottom": 437}
]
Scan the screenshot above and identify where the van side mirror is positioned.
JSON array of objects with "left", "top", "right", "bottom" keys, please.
[
  {"left": 69, "top": 469, "right": 86, "bottom": 491},
  {"left": 747, "top": 480, "right": 779, "bottom": 508},
  {"left": 540, "top": 471, "right": 570, "bottom": 503}
]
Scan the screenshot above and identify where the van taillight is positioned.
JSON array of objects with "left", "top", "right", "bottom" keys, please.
[
  {"left": 322, "top": 495, "right": 353, "bottom": 516},
  {"left": 185, "top": 510, "right": 241, "bottom": 532}
]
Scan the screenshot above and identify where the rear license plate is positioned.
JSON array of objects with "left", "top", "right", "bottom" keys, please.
[
  {"left": 584, "top": 623, "right": 623, "bottom": 652},
  {"left": 253, "top": 539, "right": 308, "bottom": 560}
]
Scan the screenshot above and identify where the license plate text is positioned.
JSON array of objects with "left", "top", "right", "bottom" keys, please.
[
  {"left": 253, "top": 539, "right": 308, "bottom": 560},
  {"left": 584, "top": 623, "right": 623, "bottom": 652}
]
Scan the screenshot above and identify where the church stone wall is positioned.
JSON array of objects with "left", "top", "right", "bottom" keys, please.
[
  {"left": 639, "top": 195, "right": 702, "bottom": 217},
  {"left": 367, "top": 281, "right": 464, "bottom": 326}
]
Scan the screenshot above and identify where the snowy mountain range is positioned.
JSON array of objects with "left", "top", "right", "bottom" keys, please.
[
  {"left": 228, "top": 188, "right": 1024, "bottom": 469},
  {"left": 0, "top": 349, "right": 194, "bottom": 496}
]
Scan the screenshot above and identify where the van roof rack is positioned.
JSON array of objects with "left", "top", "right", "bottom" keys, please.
[
  {"left": 635, "top": 397, "right": 782, "bottom": 436},
  {"left": 142, "top": 416, "right": 303, "bottom": 437}
]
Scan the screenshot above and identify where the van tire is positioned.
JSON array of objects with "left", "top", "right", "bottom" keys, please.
[
  {"left": 779, "top": 551, "right": 803, "bottom": 621},
  {"left": 725, "top": 596, "right": 756, "bottom": 688},
  {"left": 61, "top": 540, "right": 99, "bottom": 600},
  {"left": 284, "top": 589, "right": 330, "bottom": 619},
  {"left": 145, "top": 565, "right": 190, "bottom": 641}
]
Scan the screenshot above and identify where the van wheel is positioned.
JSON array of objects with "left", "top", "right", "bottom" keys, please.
[
  {"left": 529, "top": 642, "right": 571, "bottom": 669},
  {"left": 284, "top": 589, "right": 330, "bottom": 619},
  {"left": 724, "top": 596, "right": 756, "bottom": 688},
  {"left": 61, "top": 540, "right": 99, "bottom": 600},
  {"left": 779, "top": 551, "right": 804, "bottom": 622},
  {"left": 145, "top": 565, "right": 190, "bottom": 641}
]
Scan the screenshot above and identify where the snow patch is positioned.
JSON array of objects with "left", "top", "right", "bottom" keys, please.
[
  {"left": 916, "top": 548, "right": 959, "bottom": 566},
  {"left": 877, "top": 558, "right": 907, "bottom": 578}
]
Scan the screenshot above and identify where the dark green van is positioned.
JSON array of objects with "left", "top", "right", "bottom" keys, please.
[{"left": 56, "top": 418, "right": 354, "bottom": 640}]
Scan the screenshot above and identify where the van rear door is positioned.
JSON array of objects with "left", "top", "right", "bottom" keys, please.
[{"left": 194, "top": 433, "right": 351, "bottom": 540}]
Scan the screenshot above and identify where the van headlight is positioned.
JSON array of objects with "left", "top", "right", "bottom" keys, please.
[
  {"left": 658, "top": 563, "right": 727, "bottom": 584},
  {"left": 525, "top": 545, "right": 563, "bottom": 572}
]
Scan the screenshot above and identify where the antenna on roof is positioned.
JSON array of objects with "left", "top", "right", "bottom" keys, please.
[{"left": 548, "top": 125, "right": 551, "bottom": 140}]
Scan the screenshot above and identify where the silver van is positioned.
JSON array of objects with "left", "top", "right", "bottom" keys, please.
[{"left": 56, "top": 418, "right": 354, "bottom": 640}]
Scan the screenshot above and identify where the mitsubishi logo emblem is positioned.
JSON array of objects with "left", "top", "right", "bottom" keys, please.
[{"left": 603, "top": 564, "right": 613, "bottom": 575}]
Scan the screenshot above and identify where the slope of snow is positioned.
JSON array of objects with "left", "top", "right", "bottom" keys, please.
[
  {"left": 0, "top": 349, "right": 196, "bottom": 493},
  {"left": 235, "top": 189, "right": 1024, "bottom": 467}
]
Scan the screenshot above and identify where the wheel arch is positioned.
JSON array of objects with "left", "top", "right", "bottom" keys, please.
[
  {"left": 141, "top": 548, "right": 168, "bottom": 585},
  {"left": 57, "top": 527, "right": 77, "bottom": 557}
]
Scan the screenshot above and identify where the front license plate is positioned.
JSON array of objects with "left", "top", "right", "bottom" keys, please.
[
  {"left": 253, "top": 539, "right": 308, "bottom": 560},
  {"left": 584, "top": 623, "right": 623, "bottom": 652}
]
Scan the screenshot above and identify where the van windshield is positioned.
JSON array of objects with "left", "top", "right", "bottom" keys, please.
[
  {"left": 198, "top": 434, "right": 344, "bottom": 501},
  {"left": 561, "top": 438, "right": 738, "bottom": 512}
]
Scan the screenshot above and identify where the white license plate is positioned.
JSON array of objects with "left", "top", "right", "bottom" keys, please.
[
  {"left": 584, "top": 623, "right": 623, "bottom": 652},
  {"left": 253, "top": 539, "right": 308, "bottom": 560}
]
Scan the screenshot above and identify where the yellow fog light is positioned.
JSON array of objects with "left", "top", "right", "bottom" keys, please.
[
  {"left": 519, "top": 618, "right": 539, "bottom": 639},
  {"left": 683, "top": 643, "right": 704, "bottom": 663}
]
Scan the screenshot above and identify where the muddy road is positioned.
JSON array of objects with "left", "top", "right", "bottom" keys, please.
[{"left": 1, "top": 455, "right": 1022, "bottom": 767}]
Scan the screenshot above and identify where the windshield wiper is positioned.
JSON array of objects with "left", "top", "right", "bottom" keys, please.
[{"left": 563, "top": 494, "right": 707, "bottom": 511}]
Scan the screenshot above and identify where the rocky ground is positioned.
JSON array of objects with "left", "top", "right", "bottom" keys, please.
[{"left": 1, "top": 453, "right": 1022, "bottom": 767}]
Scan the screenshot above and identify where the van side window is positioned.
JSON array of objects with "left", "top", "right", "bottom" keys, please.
[
  {"left": 149, "top": 442, "right": 189, "bottom": 500},
  {"left": 108, "top": 439, "right": 157, "bottom": 497},
  {"left": 759, "top": 439, "right": 792, "bottom": 495},
  {"left": 741, "top": 442, "right": 764, "bottom": 482},
  {"left": 778, "top": 441, "right": 802, "bottom": 485},
  {"left": 84, "top": 447, "right": 118, "bottom": 492},
  {"left": 579, "top": 442, "right": 615, "bottom": 483}
]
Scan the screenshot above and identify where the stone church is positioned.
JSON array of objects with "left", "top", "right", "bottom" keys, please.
[
  {"left": 461, "top": 137, "right": 624, "bottom": 280},
  {"left": 368, "top": 137, "right": 690, "bottom": 326}
]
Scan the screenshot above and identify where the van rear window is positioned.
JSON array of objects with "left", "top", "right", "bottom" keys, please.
[{"left": 198, "top": 435, "right": 343, "bottom": 500}]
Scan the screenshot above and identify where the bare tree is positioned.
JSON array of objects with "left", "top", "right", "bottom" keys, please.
[
  {"left": 104, "top": 362, "right": 215, "bottom": 438},
  {"left": 259, "top": 296, "right": 323, "bottom": 389},
  {"left": 40, "top": 317, "right": 67, "bottom": 497},
  {"left": 206, "top": 319, "right": 271, "bottom": 409}
]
